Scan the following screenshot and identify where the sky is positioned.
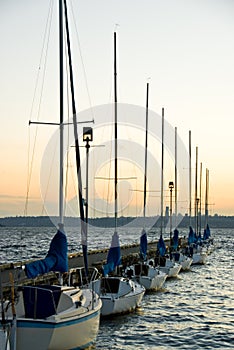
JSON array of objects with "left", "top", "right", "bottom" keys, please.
[{"left": 0, "top": 0, "right": 234, "bottom": 218}]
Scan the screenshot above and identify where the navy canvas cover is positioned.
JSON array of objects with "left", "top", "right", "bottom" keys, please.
[
  {"left": 103, "top": 232, "right": 121, "bottom": 276},
  {"left": 188, "top": 226, "right": 196, "bottom": 245},
  {"left": 140, "top": 229, "right": 147, "bottom": 260},
  {"left": 25, "top": 229, "right": 68, "bottom": 279},
  {"left": 172, "top": 229, "right": 179, "bottom": 250},
  {"left": 157, "top": 234, "right": 166, "bottom": 256}
]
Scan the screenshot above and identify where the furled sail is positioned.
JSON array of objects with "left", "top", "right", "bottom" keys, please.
[
  {"left": 188, "top": 226, "right": 196, "bottom": 245},
  {"left": 157, "top": 234, "right": 166, "bottom": 257},
  {"left": 25, "top": 229, "right": 68, "bottom": 279},
  {"left": 103, "top": 232, "right": 121, "bottom": 277},
  {"left": 172, "top": 228, "right": 179, "bottom": 250},
  {"left": 140, "top": 229, "right": 147, "bottom": 260},
  {"left": 203, "top": 224, "right": 210, "bottom": 240}
]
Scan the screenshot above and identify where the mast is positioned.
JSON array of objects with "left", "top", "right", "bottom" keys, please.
[
  {"left": 175, "top": 126, "right": 177, "bottom": 226},
  {"left": 205, "top": 168, "right": 209, "bottom": 227},
  {"left": 160, "top": 107, "right": 164, "bottom": 235},
  {"left": 63, "top": 0, "right": 87, "bottom": 274},
  {"left": 114, "top": 31, "right": 118, "bottom": 232},
  {"left": 199, "top": 162, "right": 202, "bottom": 234},
  {"left": 194, "top": 146, "right": 198, "bottom": 233},
  {"left": 143, "top": 82, "right": 149, "bottom": 221},
  {"left": 59, "top": 0, "right": 64, "bottom": 227},
  {"left": 85, "top": 143, "right": 89, "bottom": 225},
  {"left": 189, "top": 130, "right": 192, "bottom": 226}
]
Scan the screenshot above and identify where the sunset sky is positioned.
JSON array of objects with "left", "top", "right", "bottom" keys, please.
[{"left": 0, "top": 0, "right": 234, "bottom": 218}]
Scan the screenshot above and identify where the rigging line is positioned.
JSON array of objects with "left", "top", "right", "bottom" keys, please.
[
  {"left": 104, "top": 35, "right": 116, "bottom": 215},
  {"left": 64, "top": 0, "right": 87, "bottom": 274},
  {"left": 64, "top": 149, "right": 70, "bottom": 216},
  {"left": 64, "top": 27, "right": 72, "bottom": 217},
  {"left": 24, "top": 127, "right": 31, "bottom": 216},
  {"left": 103, "top": 111, "right": 114, "bottom": 217},
  {"left": 40, "top": 137, "right": 59, "bottom": 216},
  {"left": 92, "top": 147, "right": 96, "bottom": 219},
  {"left": 108, "top": 25, "right": 119, "bottom": 105},
  {"left": 70, "top": 0, "right": 94, "bottom": 119},
  {"left": 70, "top": 155, "right": 79, "bottom": 215},
  {"left": 24, "top": 0, "right": 54, "bottom": 216},
  {"left": 29, "top": 0, "right": 54, "bottom": 123},
  {"left": 41, "top": 35, "right": 70, "bottom": 214},
  {"left": 106, "top": 119, "right": 114, "bottom": 216},
  {"left": 135, "top": 178, "right": 138, "bottom": 218}
]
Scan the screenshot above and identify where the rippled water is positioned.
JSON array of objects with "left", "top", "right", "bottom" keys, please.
[
  {"left": 0, "top": 227, "right": 233, "bottom": 349},
  {"left": 0, "top": 225, "right": 160, "bottom": 264},
  {"left": 96, "top": 229, "right": 234, "bottom": 349}
]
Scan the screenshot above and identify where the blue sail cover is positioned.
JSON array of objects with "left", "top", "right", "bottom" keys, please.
[
  {"left": 25, "top": 229, "right": 68, "bottom": 279},
  {"left": 206, "top": 224, "right": 210, "bottom": 237},
  {"left": 140, "top": 229, "right": 147, "bottom": 260},
  {"left": 203, "top": 224, "right": 211, "bottom": 240},
  {"left": 103, "top": 232, "right": 121, "bottom": 277},
  {"left": 172, "top": 229, "right": 179, "bottom": 250},
  {"left": 157, "top": 234, "right": 166, "bottom": 256},
  {"left": 197, "top": 232, "right": 202, "bottom": 242},
  {"left": 188, "top": 226, "right": 196, "bottom": 245}
]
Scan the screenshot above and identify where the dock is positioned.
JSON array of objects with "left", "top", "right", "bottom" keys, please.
[{"left": 0, "top": 238, "right": 175, "bottom": 293}]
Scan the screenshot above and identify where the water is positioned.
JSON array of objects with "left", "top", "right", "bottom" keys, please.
[
  {"left": 0, "top": 227, "right": 233, "bottom": 349},
  {"left": 97, "top": 229, "right": 234, "bottom": 349}
]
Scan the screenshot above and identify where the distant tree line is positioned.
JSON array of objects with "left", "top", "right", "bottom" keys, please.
[{"left": 0, "top": 215, "right": 234, "bottom": 229}]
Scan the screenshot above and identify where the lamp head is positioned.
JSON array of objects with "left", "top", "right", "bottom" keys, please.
[
  {"left": 83, "top": 127, "right": 93, "bottom": 142},
  {"left": 169, "top": 181, "right": 174, "bottom": 189}
]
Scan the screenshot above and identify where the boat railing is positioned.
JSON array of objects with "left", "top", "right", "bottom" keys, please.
[{"left": 66, "top": 267, "right": 100, "bottom": 288}]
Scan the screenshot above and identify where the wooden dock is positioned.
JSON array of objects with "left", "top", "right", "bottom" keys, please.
[{"left": 0, "top": 238, "right": 174, "bottom": 293}]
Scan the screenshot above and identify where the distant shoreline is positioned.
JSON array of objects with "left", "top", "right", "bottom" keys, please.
[{"left": 0, "top": 215, "right": 233, "bottom": 229}]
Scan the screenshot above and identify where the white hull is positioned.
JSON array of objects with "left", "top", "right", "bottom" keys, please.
[
  {"left": 207, "top": 244, "right": 215, "bottom": 254},
  {"left": 100, "top": 289, "right": 144, "bottom": 316},
  {"left": 17, "top": 310, "right": 100, "bottom": 350},
  {"left": 92, "top": 277, "right": 145, "bottom": 317},
  {"left": 0, "top": 325, "right": 10, "bottom": 350},
  {"left": 159, "top": 261, "right": 182, "bottom": 278},
  {"left": 203, "top": 240, "right": 215, "bottom": 255},
  {"left": 126, "top": 264, "right": 167, "bottom": 291},
  {"left": 139, "top": 272, "right": 167, "bottom": 291},
  {"left": 171, "top": 252, "right": 193, "bottom": 271},
  {"left": 3, "top": 286, "right": 102, "bottom": 350},
  {"left": 179, "top": 256, "right": 193, "bottom": 271},
  {"left": 17, "top": 312, "right": 100, "bottom": 349},
  {"left": 192, "top": 252, "right": 207, "bottom": 265}
]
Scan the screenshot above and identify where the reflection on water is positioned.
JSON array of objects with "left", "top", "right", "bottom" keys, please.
[
  {"left": 95, "top": 229, "right": 234, "bottom": 349},
  {"left": 0, "top": 227, "right": 233, "bottom": 349}
]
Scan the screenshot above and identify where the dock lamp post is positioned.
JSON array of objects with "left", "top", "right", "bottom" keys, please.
[
  {"left": 83, "top": 127, "right": 93, "bottom": 224},
  {"left": 169, "top": 181, "right": 174, "bottom": 246}
]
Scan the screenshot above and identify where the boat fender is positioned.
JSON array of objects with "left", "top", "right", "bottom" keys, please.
[{"left": 75, "top": 301, "right": 82, "bottom": 308}]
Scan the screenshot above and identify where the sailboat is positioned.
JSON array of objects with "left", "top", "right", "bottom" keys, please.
[
  {"left": 153, "top": 108, "right": 181, "bottom": 278},
  {"left": 202, "top": 169, "right": 215, "bottom": 253},
  {"left": 92, "top": 232, "right": 145, "bottom": 316},
  {"left": 91, "top": 32, "right": 145, "bottom": 316},
  {"left": 0, "top": 1, "right": 101, "bottom": 349},
  {"left": 186, "top": 142, "right": 207, "bottom": 265},
  {"left": 170, "top": 127, "right": 193, "bottom": 271},
  {"left": 170, "top": 228, "right": 193, "bottom": 271},
  {"left": 125, "top": 83, "right": 167, "bottom": 291},
  {"left": 126, "top": 250, "right": 168, "bottom": 291}
]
